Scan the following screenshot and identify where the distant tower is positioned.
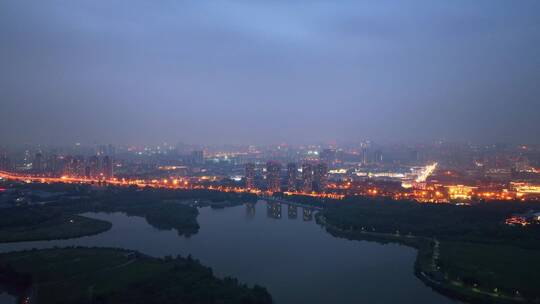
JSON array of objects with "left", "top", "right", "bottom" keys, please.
[
  {"left": 301, "top": 163, "right": 313, "bottom": 193},
  {"left": 287, "top": 163, "right": 297, "bottom": 192},
  {"left": 33, "top": 153, "right": 43, "bottom": 173},
  {"left": 266, "top": 161, "right": 282, "bottom": 193},
  {"left": 313, "top": 162, "right": 328, "bottom": 193},
  {"left": 245, "top": 163, "right": 256, "bottom": 189}
]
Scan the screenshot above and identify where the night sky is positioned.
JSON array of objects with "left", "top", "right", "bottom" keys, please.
[{"left": 1, "top": 1, "right": 539, "bottom": 145}]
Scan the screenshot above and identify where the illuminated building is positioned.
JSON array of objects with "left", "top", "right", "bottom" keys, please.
[
  {"left": 446, "top": 185, "right": 476, "bottom": 200},
  {"left": 287, "top": 162, "right": 297, "bottom": 192},
  {"left": 245, "top": 163, "right": 256, "bottom": 189},
  {"left": 313, "top": 162, "right": 328, "bottom": 193},
  {"left": 266, "top": 161, "right": 281, "bottom": 192},
  {"left": 86, "top": 155, "right": 100, "bottom": 178},
  {"left": 511, "top": 182, "right": 540, "bottom": 194},
  {"left": 301, "top": 163, "right": 313, "bottom": 193},
  {"left": 33, "top": 153, "right": 43, "bottom": 173},
  {"left": 74, "top": 156, "right": 85, "bottom": 177}
]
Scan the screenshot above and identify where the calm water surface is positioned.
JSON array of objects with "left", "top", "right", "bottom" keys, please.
[{"left": 0, "top": 201, "right": 455, "bottom": 304}]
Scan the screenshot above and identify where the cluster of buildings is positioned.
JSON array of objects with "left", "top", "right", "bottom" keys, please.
[
  {"left": 23, "top": 152, "right": 114, "bottom": 180},
  {"left": 245, "top": 161, "right": 328, "bottom": 193}
]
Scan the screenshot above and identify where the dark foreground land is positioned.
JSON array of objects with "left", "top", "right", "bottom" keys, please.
[
  {"left": 318, "top": 198, "right": 540, "bottom": 304},
  {"left": 0, "top": 211, "right": 112, "bottom": 243},
  {"left": 0, "top": 247, "right": 272, "bottom": 304},
  {"left": 0, "top": 182, "right": 268, "bottom": 303}
]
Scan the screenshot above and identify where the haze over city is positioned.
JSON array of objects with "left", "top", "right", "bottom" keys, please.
[
  {"left": 2, "top": 2, "right": 540, "bottom": 304},
  {"left": 1, "top": 1, "right": 539, "bottom": 145}
]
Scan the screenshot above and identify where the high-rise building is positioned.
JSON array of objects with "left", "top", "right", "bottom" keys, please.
[
  {"left": 45, "top": 154, "right": 60, "bottom": 176},
  {"left": 62, "top": 155, "right": 74, "bottom": 176},
  {"left": 361, "top": 141, "right": 371, "bottom": 165},
  {"left": 33, "top": 153, "right": 43, "bottom": 173},
  {"left": 313, "top": 162, "right": 328, "bottom": 193},
  {"left": 0, "top": 153, "right": 10, "bottom": 171},
  {"left": 266, "top": 161, "right": 281, "bottom": 192},
  {"left": 74, "top": 156, "right": 86, "bottom": 177},
  {"left": 63, "top": 155, "right": 85, "bottom": 177},
  {"left": 97, "top": 145, "right": 107, "bottom": 156},
  {"left": 245, "top": 163, "right": 256, "bottom": 189},
  {"left": 191, "top": 150, "right": 204, "bottom": 165},
  {"left": 102, "top": 156, "right": 113, "bottom": 179},
  {"left": 96, "top": 144, "right": 116, "bottom": 157},
  {"left": 107, "top": 144, "right": 116, "bottom": 157},
  {"left": 287, "top": 163, "right": 297, "bottom": 192},
  {"left": 361, "top": 147, "right": 369, "bottom": 165},
  {"left": 87, "top": 155, "right": 100, "bottom": 178},
  {"left": 301, "top": 163, "right": 313, "bottom": 193},
  {"left": 374, "top": 150, "right": 383, "bottom": 164}
]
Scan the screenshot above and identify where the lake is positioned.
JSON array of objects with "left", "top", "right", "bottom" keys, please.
[{"left": 0, "top": 201, "right": 456, "bottom": 304}]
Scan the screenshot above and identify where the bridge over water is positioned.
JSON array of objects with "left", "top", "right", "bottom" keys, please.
[{"left": 259, "top": 196, "right": 323, "bottom": 211}]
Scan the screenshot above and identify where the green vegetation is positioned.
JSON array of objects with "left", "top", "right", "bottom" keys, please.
[
  {"left": 0, "top": 247, "right": 272, "bottom": 304},
  {"left": 319, "top": 198, "right": 540, "bottom": 303},
  {"left": 0, "top": 214, "right": 111, "bottom": 243}
]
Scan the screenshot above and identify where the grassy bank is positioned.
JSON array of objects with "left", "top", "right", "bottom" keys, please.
[
  {"left": 0, "top": 210, "right": 112, "bottom": 243},
  {"left": 0, "top": 247, "right": 272, "bottom": 304}
]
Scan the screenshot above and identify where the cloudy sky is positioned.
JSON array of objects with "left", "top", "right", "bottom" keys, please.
[{"left": 1, "top": 1, "right": 539, "bottom": 145}]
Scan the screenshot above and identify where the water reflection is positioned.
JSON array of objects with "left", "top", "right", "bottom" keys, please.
[
  {"left": 303, "top": 208, "right": 313, "bottom": 221},
  {"left": 245, "top": 202, "right": 256, "bottom": 219},
  {"left": 266, "top": 202, "right": 282, "bottom": 219},
  {"left": 287, "top": 205, "right": 297, "bottom": 219}
]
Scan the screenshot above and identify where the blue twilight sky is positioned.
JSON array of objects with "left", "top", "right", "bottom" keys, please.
[{"left": 0, "top": 1, "right": 539, "bottom": 145}]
